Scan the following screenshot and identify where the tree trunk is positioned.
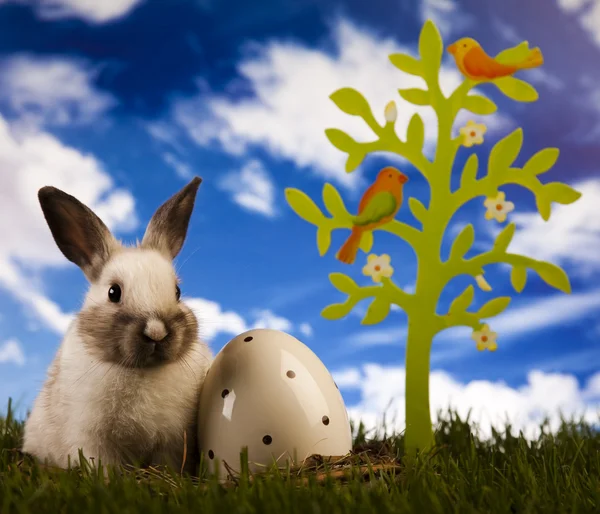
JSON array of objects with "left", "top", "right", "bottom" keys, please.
[{"left": 404, "top": 317, "right": 435, "bottom": 454}]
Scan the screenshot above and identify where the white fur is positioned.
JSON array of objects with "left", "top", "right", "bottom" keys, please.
[{"left": 23, "top": 249, "right": 213, "bottom": 470}]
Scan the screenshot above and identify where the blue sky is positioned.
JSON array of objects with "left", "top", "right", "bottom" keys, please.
[{"left": 0, "top": 0, "right": 599, "bottom": 436}]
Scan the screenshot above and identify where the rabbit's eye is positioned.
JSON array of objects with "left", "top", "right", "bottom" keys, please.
[
  {"left": 176, "top": 285, "right": 181, "bottom": 301},
  {"left": 108, "top": 284, "right": 122, "bottom": 303}
]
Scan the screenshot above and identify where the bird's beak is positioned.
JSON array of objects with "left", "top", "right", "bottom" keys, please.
[
  {"left": 447, "top": 43, "right": 457, "bottom": 55},
  {"left": 399, "top": 174, "right": 409, "bottom": 184}
]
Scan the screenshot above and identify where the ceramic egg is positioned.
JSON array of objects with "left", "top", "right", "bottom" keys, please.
[{"left": 197, "top": 328, "right": 352, "bottom": 478}]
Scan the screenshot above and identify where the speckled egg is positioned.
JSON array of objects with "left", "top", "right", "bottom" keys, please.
[{"left": 197, "top": 328, "right": 352, "bottom": 478}]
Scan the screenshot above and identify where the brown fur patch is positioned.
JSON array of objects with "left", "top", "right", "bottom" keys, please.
[{"left": 77, "top": 302, "right": 199, "bottom": 369}]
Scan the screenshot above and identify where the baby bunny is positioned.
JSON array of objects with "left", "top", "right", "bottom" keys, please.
[{"left": 22, "top": 176, "right": 212, "bottom": 474}]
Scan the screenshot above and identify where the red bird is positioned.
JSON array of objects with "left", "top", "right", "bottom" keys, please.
[{"left": 336, "top": 167, "right": 408, "bottom": 265}]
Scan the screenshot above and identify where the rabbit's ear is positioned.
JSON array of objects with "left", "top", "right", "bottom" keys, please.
[
  {"left": 141, "top": 176, "right": 202, "bottom": 259},
  {"left": 38, "top": 187, "right": 118, "bottom": 282}
]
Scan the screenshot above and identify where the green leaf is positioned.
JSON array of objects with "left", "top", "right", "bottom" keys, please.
[
  {"left": 418, "top": 20, "right": 443, "bottom": 82},
  {"left": 488, "top": 128, "right": 523, "bottom": 177},
  {"left": 329, "top": 273, "right": 357, "bottom": 294},
  {"left": 510, "top": 265, "right": 527, "bottom": 293},
  {"left": 321, "top": 302, "right": 352, "bottom": 320},
  {"left": 322, "top": 183, "right": 348, "bottom": 218},
  {"left": 345, "top": 152, "right": 365, "bottom": 173},
  {"left": 493, "top": 223, "right": 516, "bottom": 252},
  {"left": 523, "top": 148, "right": 560, "bottom": 176},
  {"left": 476, "top": 297, "right": 511, "bottom": 319},
  {"left": 535, "top": 195, "right": 551, "bottom": 221},
  {"left": 544, "top": 182, "right": 582, "bottom": 206},
  {"left": 359, "top": 231, "right": 374, "bottom": 253},
  {"left": 408, "top": 197, "right": 427, "bottom": 223},
  {"left": 330, "top": 88, "right": 373, "bottom": 117},
  {"left": 361, "top": 296, "right": 391, "bottom": 325},
  {"left": 406, "top": 113, "right": 425, "bottom": 151},
  {"left": 448, "top": 285, "right": 475, "bottom": 314},
  {"left": 325, "top": 129, "right": 356, "bottom": 153},
  {"left": 533, "top": 261, "right": 571, "bottom": 294},
  {"left": 316, "top": 227, "right": 331, "bottom": 256},
  {"left": 460, "top": 154, "right": 479, "bottom": 190},
  {"left": 398, "top": 88, "right": 430, "bottom": 106},
  {"left": 285, "top": 188, "right": 324, "bottom": 226},
  {"left": 463, "top": 95, "right": 497, "bottom": 115},
  {"left": 449, "top": 224, "right": 475, "bottom": 261},
  {"left": 389, "top": 53, "right": 423, "bottom": 76},
  {"left": 494, "top": 77, "right": 539, "bottom": 103},
  {"left": 495, "top": 42, "right": 532, "bottom": 64}
]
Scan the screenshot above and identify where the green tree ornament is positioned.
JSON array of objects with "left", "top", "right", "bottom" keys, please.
[{"left": 285, "top": 20, "right": 582, "bottom": 455}]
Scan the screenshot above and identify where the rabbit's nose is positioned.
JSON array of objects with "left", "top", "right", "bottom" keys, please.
[{"left": 143, "top": 318, "right": 168, "bottom": 342}]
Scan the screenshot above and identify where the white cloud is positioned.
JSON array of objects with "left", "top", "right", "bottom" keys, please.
[
  {"left": 0, "top": 339, "right": 26, "bottom": 366},
  {"left": 335, "top": 364, "right": 600, "bottom": 439},
  {"left": 162, "top": 152, "right": 194, "bottom": 180},
  {"left": 0, "top": 55, "right": 115, "bottom": 126},
  {"left": 402, "top": 282, "right": 415, "bottom": 294},
  {"left": 437, "top": 289, "right": 600, "bottom": 345},
  {"left": 251, "top": 309, "right": 293, "bottom": 331},
  {"left": 557, "top": 0, "right": 588, "bottom": 9},
  {"left": 185, "top": 297, "right": 249, "bottom": 342},
  {"left": 185, "top": 298, "right": 302, "bottom": 343},
  {"left": 492, "top": 18, "right": 521, "bottom": 44},
  {"left": 0, "top": 115, "right": 137, "bottom": 334},
  {"left": 217, "top": 160, "right": 277, "bottom": 217},
  {"left": 331, "top": 367, "right": 362, "bottom": 388},
  {"left": 0, "top": 0, "right": 143, "bottom": 23},
  {"left": 145, "top": 121, "right": 187, "bottom": 154},
  {"left": 420, "top": 0, "right": 472, "bottom": 37},
  {"left": 347, "top": 326, "right": 407, "bottom": 346},
  {"left": 173, "top": 19, "right": 508, "bottom": 190},
  {"left": 340, "top": 288, "right": 600, "bottom": 361},
  {"left": 490, "top": 290, "right": 600, "bottom": 337},
  {"left": 11, "top": 278, "right": 75, "bottom": 334},
  {"left": 557, "top": 0, "right": 600, "bottom": 45},
  {"left": 507, "top": 178, "right": 600, "bottom": 273},
  {"left": 299, "top": 322, "right": 313, "bottom": 337}
]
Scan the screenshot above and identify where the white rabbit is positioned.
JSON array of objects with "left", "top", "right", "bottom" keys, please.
[{"left": 22, "top": 176, "right": 212, "bottom": 474}]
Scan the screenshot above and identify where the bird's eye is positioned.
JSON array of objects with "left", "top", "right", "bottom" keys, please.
[
  {"left": 176, "top": 285, "right": 181, "bottom": 301},
  {"left": 463, "top": 44, "right": 467, "bottom": 48},
  {"left": 108, "top": 284, "right": 122, "bottom": 303},
  {"left": 388, "top": 173, "right": 392, "bottom": 178}
]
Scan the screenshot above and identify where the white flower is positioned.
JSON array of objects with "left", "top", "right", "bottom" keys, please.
[
  {"left": 384, "top": 101, "right": 397, "bottom": 123},
  {"left": 484, "top": 191, "right": 515, "bottom": 223},
  {"left": 459, "top": 120, "right": 487, "bottom": 147},
  {"left": 475, "top": 273, "right": 492, "bottom": 292},
  {"left": 362, "top": 254, "right": 394, "bottom": 283},
  {"left": 471, "top": 324, "right": 498, "bottom": 352}
]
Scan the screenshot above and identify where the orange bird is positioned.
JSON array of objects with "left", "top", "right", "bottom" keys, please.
[
  {"left": 336, "top": 167, "right": 408, "bottom": 265},
  {"left": 446, "top": 38, "right": 544, "bottom": 81}
]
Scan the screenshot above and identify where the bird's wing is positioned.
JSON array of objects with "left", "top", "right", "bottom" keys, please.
[
  {"left": 353, "top": 192, "right": 397, "bottom": 226},
  {"left": 357, "top": 182, "right": 377, "bottom": 213},
  {"left": 463, "top": 46, "right": 508, "bottom": 79}
]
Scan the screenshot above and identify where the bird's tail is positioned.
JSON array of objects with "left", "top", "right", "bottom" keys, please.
[
  {"left": 336, "top": 228, "right": 363, "bottom": 265},
  {"left": 517, "top": 47, "right": 544, "bottom": 70}
]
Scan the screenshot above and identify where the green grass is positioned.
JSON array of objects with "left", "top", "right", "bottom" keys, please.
[{"left": 1, "top": 398, "right": 599, "bottom": 513}]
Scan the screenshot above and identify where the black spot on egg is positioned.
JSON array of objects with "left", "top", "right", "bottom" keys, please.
[
  {"left": 322, "top": 416, "right": 330, "bottom": 426},
  {"left": 208, "top": 450, "right": 214, "bottom": 459},
  {"left": 244, "top": 336, "right": 253, "bottom": 342},
  {"left": 221, "top": 389, "right": 229, "bottom": 398},
  {"left": 286, "top": 370, "right": 296, "bottom": 379},
  {"left": 262, "top": 435, "right": 272, "bottom": 445}
]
